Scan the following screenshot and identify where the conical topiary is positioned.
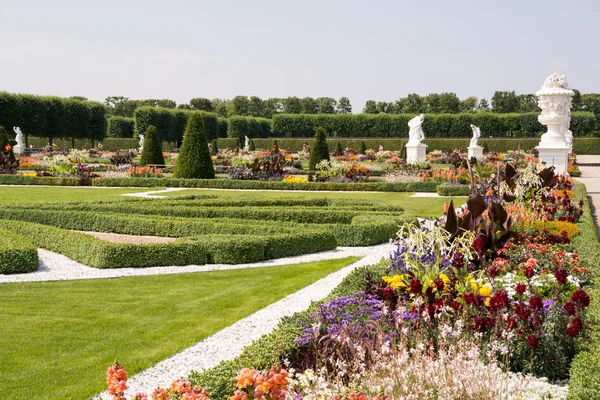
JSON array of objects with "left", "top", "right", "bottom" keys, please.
[
  {"left": 359, "top": 141, "right": 367, "bottom": 155},
  {"left": 249, "top": 139, "right": 256, "bottom": 151},
  {"left": 272, "top": 139, "right": 279, "bottom": 153},
  {"left": 309, "top": 127, "right": 330, "bottom": 170},
  {"left": 174, "top": 112, "right": 215, "bottom": 179},
  {"left": 139, "top": 125, "right": 165, "bottom": 166},
  {"left": 211, "top": 139, "right": 219, "bottom": 155},
  {"left": 334, "top": 141, "right": 343, "bottom": 156}
]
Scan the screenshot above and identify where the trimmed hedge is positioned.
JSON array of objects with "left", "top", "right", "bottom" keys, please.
[
  {"left": 106, "top": 116, "right": 135, "bottom": 138},
  {"left": 0, "top": 227, "right": 39, "bottom": 274},
  {"left": 227, "top": 116, "right": 272, "bottom": 143},
  {"left": 272, "top": 112, "right": 597, "bottom": 138},
  {"left": 139, "top": 126, "right": 165, "bottom": 166},
  {"left": 0, "top": 175, "right": 83, "bottom": 186},
  {"left": 174, "top": 112, "right": 215, "bottom": 179},
  {"left": 309, "top": 127, "right": 330, "bottom": 170},
  {"left": 133, "top": 107, "right": 219, "bottom": 144},
  {"left": 436, "top": 183, "right": 472, "bottom": 196}
]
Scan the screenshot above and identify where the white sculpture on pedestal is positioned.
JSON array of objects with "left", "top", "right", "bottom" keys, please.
[
  {"left": 12, "top": 127, "right": 24, "bottom": 155},
  {"left": 407, "top": 114, "right": 425, "bottom": 145},
  {"left": 405, "top": 114, "right": 427, "bottom": 163},
  {"left": 138, "top": 134, "right": 145, "bottom": 153},
  {"left": 243, "top": 135, "right": 250, "bottom": 152},
  {"left": 565, "top": 127, "right": 573, "bottom": 152},
  {"left": 468, "top": 124, "right": 483, "bottom": 161},
  {"left": 536, "top": 73, "right": 573, "bottom": 174}
]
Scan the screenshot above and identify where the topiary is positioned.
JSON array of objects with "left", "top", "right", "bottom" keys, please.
[
  {"left": 139, "top": 125, "right": 165, "bottom": 166},
  {"left": 249, "top": 139, "right": 256, "bottom": 151},
  {"left": 334, "top": 141, "right": 343, "bottom": 156},
  {"left": 211, "top": 139, "right": 219, "bottom": 155},
  {"left": 309, "top": 127, "right": 330, "bottom": 170},
  {"left": 359, "top": 141, "right": 367, "bottom": 155},
  {"left": 272, "top": 139, "right": 279, "bottom": 153},
  {"left": 174, "top": 112, "right": 215, "bottom": 179}
]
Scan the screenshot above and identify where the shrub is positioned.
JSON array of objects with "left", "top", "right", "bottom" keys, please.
[
  {"left": 309, "top": 127, "right": 330, "bottom": 170},
  {"left": 359, "top": 140, "right": 367, "bottom": 154},
  {"left": 139, "top": 125, "right": 165, "bottom": 166},
  {"left": 333, "top": 141, "right": 343, "bottom": 156},
  {"left": 106, "top": 116, "right": 134, "bottom": 138},
  {"left": 436, "top": 183, "right": 471, "bottom": 196},
  {"left": 0, "top": 228, "right": 38, "bottom": 274},
  {"left": 211, "top": 139, "right": 219, "bottom": 155},
  {"left": 272, "top": 139, "right": 279, "bottom": 153},
  {"left": 134, "top": 107, "right": 219, "bottom": 144},
  {"left": 174, "top": 112, "right": 215, "bottom": 179},
  {"left": 248, "top": 139, "right": 255, "bottom": 151},
  {"left": 227, "top": 116, "right": 272, "bottom": 143}
]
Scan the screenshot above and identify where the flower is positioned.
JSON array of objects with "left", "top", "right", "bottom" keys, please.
[
  {"left": 529, "top": 295, "right": 544, "bottom": 311},
  {"left": 564, "top": 300, "right": 577, "bottom": 315},
  {"left": 4, "top": 144, "right": 11, "bottom": 152},
  {"left": 554, "top": 268, "right": 568, "bottom": 284},
  {"left": 571, "top": 289, "right": 590, "bottom": 307},
  {"left": 479, "top": 285, "right": 492, "bottom": 297},
  {"left": 567, "top": 316, "right": 583, "bottom": 337},
  {"left": 409, "top": 278, "right": 423, "bottom": 295},
  {"left": 524, "top": 265, "right": 535, "bottom": 279},
  {"left": 527, "top": 334, "right": 539, "bottom": 348},
  {"left": 515, "top": 283, "right": 527, "bottom": 295}
]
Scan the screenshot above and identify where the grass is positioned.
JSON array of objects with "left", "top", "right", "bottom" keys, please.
[
  {"left": 0, "top": 186, "right": 162, "bottom": 204},
  {"left": 158, "top": 189, "right": 464, "bottom": 218},
  {"left": 0, "top": 256, "right": 358, "bottom": 399}
]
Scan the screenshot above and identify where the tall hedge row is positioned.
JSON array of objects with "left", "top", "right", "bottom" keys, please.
[
  {"left": 0, "top": 92, "right": 106, "bottom": 143},
  {"left": 227, "top": 116, "right": 272, "bottom": 143},
  {"left": 133, "top": 107, "right": 219, "bottom": 144},
  {"left": 272, "top": 112, "right": 597, "bottom": 138},
  {"left": 106, "top": 116, "right": 135, "bottom": 138}
]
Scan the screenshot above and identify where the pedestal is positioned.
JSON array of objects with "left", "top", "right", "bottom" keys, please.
[
  {"left": 536, "top": 145, "right": 569, "bottom": 175},
  {"left": 405, "top": 143, "right": 427, "bottom": 164},
  {"left": 13, "top": 145, "right": 24, "bottom": 156},
  {"left": 139, "top": 147, "right": 143, "bottom": 154},
  {"left": 468, "top": 145, "right": 483, "bottom": 161}
]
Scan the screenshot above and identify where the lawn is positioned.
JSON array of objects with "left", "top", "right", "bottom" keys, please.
[
  {"left": 0, "top": 257, "right": 358, "bottom": 399},
  {"left": 0, "top": 186, "right": 162, "bottom": 204},
  {"left": 158, "top": 189, "right": 463, "bottom": 218}
]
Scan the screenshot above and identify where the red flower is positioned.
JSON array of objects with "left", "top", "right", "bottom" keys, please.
[
  {"left": 515, "top": 283, "right": 527, "bottom": 295},
  {"left": 409, "top": 278, "right": 422, "bottom": 295},
  {"left": 571, "top": 289, "right": 590, "bottom": 308},
  {"left": 527, "top": 334, "right": 539, "bottom": 348},
  {"left": 529, "top": 295, "right": 544, "bottom": 311},
  {"left": 382, "top": 286, "right": 395, "bottom": 300},
  {"left": 450, "top": 300, "right": 461, "bottom": 311},
  {"left": 563, "top": 300, "right": 577, "bottom": 316},
  {"left": 515, "top": 303, "right": 530, "bottom": 320},
  {"left": 434, "top": 277, "right": 445, "bottom": 291},
  {"left": 472, "top": 235, "right": 487, "bottom": 253},
  {"left": 490, "top": 290, "right": 510, "bottom": 310},
  {"left": 567, "top": 316, "right": 583, "bottom": 337},
  {"left": 487, "top": 264, "right": 500, "bottom": 278},
  {"left": 524, "top": 266, "right": 535, "bottom": 279},
  {"left": 554, "top": 269, "right": 568, "bottom": 285}
]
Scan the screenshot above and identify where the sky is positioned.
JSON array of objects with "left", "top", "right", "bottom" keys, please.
[{"left": 1, "top": 0, "right": 599, "bottom": 111}]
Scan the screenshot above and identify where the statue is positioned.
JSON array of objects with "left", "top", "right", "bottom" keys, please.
[
  {"left": 138, "top": 134, "right": 145, "bottom": 149},
  {"left": 407, "top": 114, "right": 425, "bottom": 145},
  {"left": 13, "top": 127, "right": 23, "bottom": 148},
  {"left": 469, "top": 124, "right": 481, "bottom": 147},
  {"left": 243, "top": 135, "right": 250, "bottom": 152}
]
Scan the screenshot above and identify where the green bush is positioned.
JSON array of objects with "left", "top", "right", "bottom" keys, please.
[
  {"left": 174, "top": 112, "right": 215, "bottom": 179},
  {"left": 436, "top": 183, "right": 472, "bottom": 196},
  {"left": 139, "top": 125, "right": 165, "bottom": 166},
  {"left": 309, "top": 127, "right": 330, "bottom": 170},
  {"left": 0, "top": 175, "right": 83, "bottom": 186},
  {"left": 106, "top": 116, "right": 135, "bottom": 138},
  {"left": 227, "top": 116, "right": 272, "bottom": 143},
  {"left": 134, "top": 107, "right": 219, "bottom": 144},
  {"left": 217, "top": 118, "right": 229, "bottom": 138},
  {"left": 211, "top": 139, "right": 219, "bottom": 155},
  {"left": 333, "top": 141, "right": 343, "bottom": 156},
  {"left": 0, "top": 227, "right": 38, "bottom": 274},
  {"left": 248, "top": 139, "right": 256, "bottom": 151},
  {"left": 359, "top": 141, "right": 367, "bottom": 154}
]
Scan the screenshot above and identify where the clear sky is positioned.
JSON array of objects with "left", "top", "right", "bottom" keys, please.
[{"left": 1, "top": 0, "right": 598, "bottom": 111}]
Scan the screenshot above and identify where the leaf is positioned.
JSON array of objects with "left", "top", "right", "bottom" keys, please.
[
  {"left": 505, "top": 163, "right": 517, "bottom": 181},
  {"left": 444, "top": 200, "right": 458, "bottom": 235},
  {"left": 467, "top": 194, "right": 486, "bottom": 219},
  {"left": 489, "top": 201, "right": 508, "bottom": 225}
]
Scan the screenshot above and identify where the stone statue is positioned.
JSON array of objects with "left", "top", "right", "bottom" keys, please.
[
  {"left": 565, "top": 129, "right": 573, "bottom": 152},
  {"left": 13, "top": 127, "right": 23, "bottom": 148},
  {"left": 469, "top": 124, "right": 481, "bottom": 147},
  {"left": 407, "top": 114, "right": 425, "bottom": 145},
  {"left": 244, "top": 135, "right": 250, "bottom": 152},
  {"left": 138, "top": 134, "right": 145, "bottom": 149}
]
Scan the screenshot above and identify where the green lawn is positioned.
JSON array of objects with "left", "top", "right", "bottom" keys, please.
[
  {"left": 159, "top": 189, "right": 464, "bottom": 218},
  {"left": 0, "top": 186, "right": 162, "bottom": 204},
  {"left": 0, "top": 257, "right": 358, "bottom": 399}
]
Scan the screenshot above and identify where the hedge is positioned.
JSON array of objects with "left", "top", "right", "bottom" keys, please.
[
  {"left": 0, "top": 227, "right": 39, "bottom": 274},
  {"left": 0, "top": 92, "right": 106, "bottom": 143},
  {"left": 227, "top": 116, "right": 272, "bottom": 143},
  {"left": 272, "top": 112, "right": 597, "bottom": 138},
  {"left": 106, "top": 116, "right": 135, "bottom": 138},
  {"left": 436, "top": 183, "right": 472, "bottom": 196},
  {"left": 174, "top": 112, "right": 215, "bottom": 179},
  {"left": 567, "top": 183, "right": 600, "bottom": 398},
  {"left": 133, "top": 107, "right": 219, "bottom": 144}
]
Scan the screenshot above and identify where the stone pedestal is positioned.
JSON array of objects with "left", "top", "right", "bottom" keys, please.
[
  {"left": 536, "top": 145, "right": 570, "bottom": 175},
  {"left": 468, "top": 145, "right": 483, "bottom": 161},
  {"left": 405, "top": 143, "right": 427, "bottom": 164},
  {"left": 13, "top": 145, "right": 24, "bottom": 156},
  {"left": 138, "top": 147, "right": 143, "bottom": 154}
]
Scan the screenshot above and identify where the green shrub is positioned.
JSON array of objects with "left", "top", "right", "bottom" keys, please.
[
  {"left": 359, "top": 141, "right": 367, "bottom": 154},
  {"left": 106, "top": 116, "right": 135, "bottom": 138},
  {"left": 436, "top": 183, "right": 471, "bottom": 196},
  {"left": 333, "top": 141, "right": 343, "bottom": 156},
  {"left": 217, "top": 118, "right": 229, "bottom": 138},
  {"left": 272, "top": 139, "right": 279, "bottom": 153},
  {"left": 211, "top": 139, "right": 219, "bottom": 155},
  {"left": 309, "top": 127, "right": 330, "bottom": 170},
  {"left": 0, "top": 228, "right": 38, "bottom": 274},
  {"left": 134, "top": 107, "right": 219, "bottom": 144},
  {"left": 248, "top": 139, "right": 255, "bottom": 151},
  {"left": 139, "top": 125, "right": 165, "bottom": 166},
  {"left": 227, "top": 116, "right": 272, "bottom": 143},
  {"left": 0, "top": 175, "right": 83, "bottom": 186},
  {"left": 174, "top": 112, "right": 215, "bottom": 179}
]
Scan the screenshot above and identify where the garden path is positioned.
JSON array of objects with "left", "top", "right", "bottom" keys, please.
[
  {"left": 0, "top": 245, "right": 387, "bottom": 284},
  {"left": 93, "top": 243, "right": 394, "bottom": 399},
  {"left": 122, "top": 188, "right": 441, "bottom": 198},
  {"left": 574, "top": 156, "right": 600, "bottom": 239}
]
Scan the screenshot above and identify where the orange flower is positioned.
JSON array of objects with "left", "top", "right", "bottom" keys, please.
[{"left": 4, "top": 144, "right": 11, "bottom": 151}]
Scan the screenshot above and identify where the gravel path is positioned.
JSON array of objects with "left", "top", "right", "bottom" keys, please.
[
  {"left": 93, "top": 243, "right": 394, "bottom": 399},
  {"left": 0, "top": 245, "right": 388, "bottom": 284},
  {"left": 77, "top": 231, "right": 177, "bottom": 244}
]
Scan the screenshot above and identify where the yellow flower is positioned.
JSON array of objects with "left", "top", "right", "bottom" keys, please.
[
  {"left": 479, "top": 285, "right": 492, "bottom": 297},
  {"left": 383, "top": 274, "right": 409, "bottom": 289},
  {"left": 439, "top": 273, "right": 450, "bottom": 287},
  {"left": 484, "top": 297, "right": 491, "bottom": 307},
  {"left": 470, "top": 281, "right": 478, "bottom": 293}
]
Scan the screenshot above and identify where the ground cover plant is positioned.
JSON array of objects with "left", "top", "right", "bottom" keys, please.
[{"left": 0, "top": 257, "right": 358, "bottom": 399}]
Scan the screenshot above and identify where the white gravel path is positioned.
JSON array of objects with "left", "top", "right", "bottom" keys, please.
[
  {"left": 92, "top": 243, "right": 394, "bottom": 399},
  {"left": 0, "top": 245, "right": 388, "bottom": 284}
]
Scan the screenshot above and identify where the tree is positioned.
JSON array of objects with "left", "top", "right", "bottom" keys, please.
[
  {"left": 227, "top": 96, "right": 250, "bottom": 117},
  {"left": 359, "top": 141, "right": 367, "bottom": 155},
  {"left": 333, "top": 141, "right": 343, "bottom": 156},
  {"left": 210, "top": 139, "right": 218, "bottom": 155},
  {"left": 272, "top": 139, "right": 279, "bottom": 153},
  {"left": 0, "top": 125, "right": 15, "bottom": 158},
  {"left": 438, "top": 92, "right": 461, "bottom": 113},
  {"left": 139, "top": 125, "right": 165, "bottom": 166},
  {"left": 317, "top": 97, "right": 337, "bottom": 114},
  {"left": 177, "top": 103, "right": 192, "bottom": 110},
  {"left": 363, "top": 100, "right": 379, "bottom": 114},
  {"left": 460, "top": 96, "right": 478, "bottom": 113},
  {"left": 248, "top": 96, "right": 266, "bottom": 117},
  {"left": 572, "top": 89, "right": 582, "bottom": 111},
  {"left": 404, "top": 93, "right": 425, "bottom": 114},
  {"left": 377, "top": 101, "right": 395, "bottom": 114},
  {"left": 309, "top": 127, "right": 330, "bottom": 170},
  {"left": 174, "top": 112, "right": 215, "bottom": 179},
  {"left": 211, "top": 98, "right": 229, "bottom": 117},
  {"left": 189, "top": 98, "right": 214, "bottom": 112},
  {"left": 517, "top": 94, "right": 539, "bottom": 113},
  {"left": 265, "top": 98, "right": 284, "bottom": 117},
  {"left": 300, "top": 97, "right": 318, "bottom": 114},
  {"left": 424, "top": 93, "right": 441, "bottom": 113},
  {"left": 283, "top": 97, "right": 302, "bottom": 114},
  {"left": 478, "top": 98, "right": 490, "bottom": 111},
  {"left": 336, "top": 97, "right": 352, "bottom": 114},
  {"left": 249, "top": 139, "right": 256, "bottom": 151},
  {"left": 491, "top": 91, "right": 519, "bottom": 113}
]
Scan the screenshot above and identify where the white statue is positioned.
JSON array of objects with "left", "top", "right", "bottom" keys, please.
[
  {"left": 469, "top": 124, "right": 481, "bottom": 147},
  {"left": 243, "top": 135, "right": 250, "bottom": 152},
  {"left": 565, "top": 129, "right": 573, "bottom": 152},
  {"left": 138, "top": 134, "right": 145, "bottom": 149},
  {"left": 407, "top": 114, "right": 425, "bottom": 145},
  {"left": 13, "top": 127, "right": 23, "bottom": 148}
]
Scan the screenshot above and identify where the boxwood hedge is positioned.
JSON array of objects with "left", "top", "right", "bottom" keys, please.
[{"left": 0, "top": 227, "right": 39, "bottom": 274}]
